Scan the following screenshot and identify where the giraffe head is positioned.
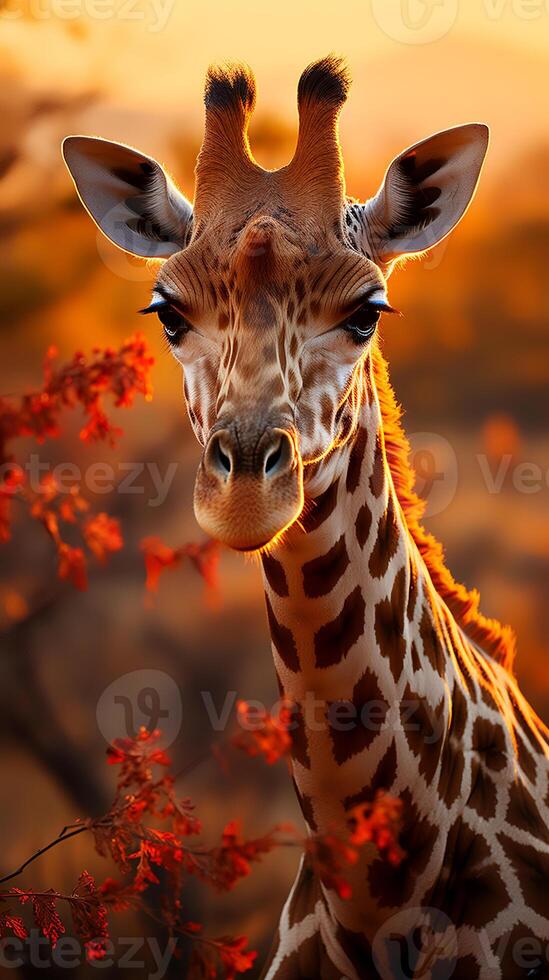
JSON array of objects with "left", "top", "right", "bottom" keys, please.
[{"left": 63, "top": 57, "right": 488, "bottom": 551}]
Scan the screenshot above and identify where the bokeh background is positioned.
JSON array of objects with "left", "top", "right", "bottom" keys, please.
[{"left": 1, "top": 1, "right": 548, "bottom": 975}]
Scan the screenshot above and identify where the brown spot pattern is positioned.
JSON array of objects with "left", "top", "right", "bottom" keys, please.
[
  {"left": 302, "top": 534, "right": 349, "bottom": 598},
  {"left": 335, "top": 924, "right": 376, "bottom": 977},
  {"left": 437, "top": 740, "right": 465, "bottom": 808},
  {"left": 400, "top": 683, "right": 443, "bottom": 783},
  {"left": 369, "top": 433, "right": 385, "bottom": 498},
  {"left": 374, "top": 568, "right": 407, "bottom": 682},
  {"left": 314, "top": 585, "right": 365, "bottom": 668},
  {"left": 329, "top": 667, "right": 389, "bottom": 764},
  {"left": 419, "top": 604, "right": 445, "bottom": 673},
  {"left": 286, "top": 857, "right": 319, "bottom": 930},
  {"left": 453, "top": 955, "right": 480, "bottom": 979},
  {"left": 468, "top": 759, "right": 497, "bottom": 819},
  {"left": 343, "top": 740, "right": 398, "bottom": 810},
  {"left": 499, "top": 832, "right": 549, "bottom": 919},
  {"left": 443, "top": 820, "right": 509, "bottom": 928},
  {"left": 368, "top": 788, "right": 438, "bottom": 907},
  {"left": 355, "top": 502, "right": 372, "bottom": 549},
  {"left": 265, "top": 596, "right": 299, "bottom": 672},
  {"left": 472, "top": 717, "right": 507, "bottom": 772},
  {"left": 450, "top": 683, "right": 469, "bottom": 741},
  {"left": 262, "top": 554, "right": 289, "bottom": 597},
  {"left": 410, "top": 641, "right": 421, "bottom": 672},
  {"left": 301, "top": 479, "right": 339, "bottom": 532},
  {"left": 499, "top": 924, "right": 544, "bottom": 980},
  {"left": 345, "top": 427, "right": 368, "bottom": 494},
  {"left": 516, "top": 732, "right": 537, "bottom": 784},
  {"left": 368, "top": 494, "right": 400, "bottom": 579},
  {"left": 505, "top": 779, "right": 547, "bottom": 838},
  {"left": 289, "top": 702, "right": 310, "bottom": 769}
]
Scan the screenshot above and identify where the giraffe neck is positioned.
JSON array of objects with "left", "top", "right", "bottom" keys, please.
[
  {"left": 261, "top": 354, "right": 458, "bottom": 932},
  {"left": 261, "top": 357, "right": 549, "bottom": 975},
  {"left": 263, "top": 355, "right": 448, "bottom": 777}
]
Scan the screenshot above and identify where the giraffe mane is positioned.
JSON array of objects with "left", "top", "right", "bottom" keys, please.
[{"left": 372, "top": 343, "right": 517, "bottom": 674}]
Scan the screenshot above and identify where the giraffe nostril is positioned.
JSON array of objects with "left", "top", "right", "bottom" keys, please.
[
  {"left": 216, "top": 441, "right": 232, "bottom": 475},
  {"left": 263, "top": 431, "right": 293, "bottom": 479},
  {"left": 265, "top": 439, "right": 283, "bottom": 475},
  {"left": 206, "top": 431, "right": 233, "bottom": 479}
]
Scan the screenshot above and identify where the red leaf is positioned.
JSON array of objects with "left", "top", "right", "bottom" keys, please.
[
  {"left": 82, "top": 513, "right": 123, "bottom": 563},
  {"left": 31, "top": 890, "right": 65, "bottom": 946},
  {"left": 304, "top": 833, "right": 358, "bottom": 900},
  {"left": 0, "top": 911, "right": 28, "bottom": 940},
  {"left": 141, "top": 537, "right": 182, "bottom": 592},
  {"left": 231, "top": 700, "right": 292, "bottom": 765},
  {"left": 98, "top": 878, "right": 137, "bottom": 912},
  {"left": 140, "top": 536, "right": 219, "bottom": 597},
  {"left": 347, "top": 790, "right": 405, "bottom": 867},
  {"left": 209, "top": 821, "right": 282, "bottom": 891},
  {"left": 189, "top": 935, "right": 257, "bottom": 980},
  {"left": 217, "top": 935, "right": 257, "bottom": 979},
  {"left": 70, "top": 871, "right": 109, "bottom": 951},
  {"left": 58, "top": 543, "right": 88, "bottom": 591}
]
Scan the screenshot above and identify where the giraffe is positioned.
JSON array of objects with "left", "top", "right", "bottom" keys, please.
[{"left": 62, "top": 57, "right": 549, "bottom": 979}]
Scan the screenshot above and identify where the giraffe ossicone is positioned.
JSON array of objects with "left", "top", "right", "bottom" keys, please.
[{"left": 63, "top": 56, "right": 549, "bottom": 980}]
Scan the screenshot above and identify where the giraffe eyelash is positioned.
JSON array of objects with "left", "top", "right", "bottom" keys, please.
[
  {"left": 139, "top": 298, "right": 191, "bottom": 344},
  {"left": 138, "top": 296, "right": 170, "bottom": 315},
  {"left": 340, "top": 300, "right": 401, "bottom": 343}
]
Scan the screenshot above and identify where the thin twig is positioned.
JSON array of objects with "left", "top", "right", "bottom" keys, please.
[{"left": 0, "top": 827, "right": 87, "bottom": 885}]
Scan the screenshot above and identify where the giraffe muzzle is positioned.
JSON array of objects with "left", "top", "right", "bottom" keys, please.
[{"left": 194, "top": 423, "right": 304, "bottom": 551}]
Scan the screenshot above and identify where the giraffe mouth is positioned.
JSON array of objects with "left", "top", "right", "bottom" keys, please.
[{"left": 193, "top": 424, "right": 304, "bottom": 551}]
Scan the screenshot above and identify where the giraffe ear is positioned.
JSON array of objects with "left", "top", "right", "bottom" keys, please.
[
  {"left": 362, "top": 124, "right": 489, "bottom": 264},
  {"left": 62, "top": 136, "right": 193, "bottom": 258}
]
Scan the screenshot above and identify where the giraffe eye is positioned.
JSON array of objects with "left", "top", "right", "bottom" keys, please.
[
  {"left": 342, "top": 304, "right": 382, "bottom": 343},
  {"left": 157, "top": 305, "right": 188, "bottom": 343},
  {"left": 341, "top": 299, "right": 399, "bottom": 344},
  {"left": 139, "top": 298, "right": 190, "bottom": 345}
]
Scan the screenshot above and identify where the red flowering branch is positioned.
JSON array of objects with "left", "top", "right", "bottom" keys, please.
[
  {"left": 140, "top": 536, "right": 220, "bottom": 601},
  {"left": 230, "top": 701, "right": 405, "bottom": 896},
  {"left": 231, "top": 700, "right": 293, "bottom": 765},
  {"left": 1, "top": 872, "right": 109, "bottom": 961},
  {"left": 0, "top": 334, "right": 154, "bottom": 463},
  {"left": 0, "top": 729, "right": 273, "bottom": 977},
  {"left": 0, "top": 726, "right": 405, "bottom": 976},
  {"left": 0, "top": 333, "right": 405, "bottom": 973},
  {"left": 0, "top": 335, "right": 153, "bottom": 590}
]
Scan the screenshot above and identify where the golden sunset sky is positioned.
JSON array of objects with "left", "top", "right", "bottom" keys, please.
[{"left": 4, "top": 0, "right": 548, "bottom": 201}]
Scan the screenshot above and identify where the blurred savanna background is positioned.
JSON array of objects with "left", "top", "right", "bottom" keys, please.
[{"left": 0, "top": 0, "right": 548, "bottom": 975}]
